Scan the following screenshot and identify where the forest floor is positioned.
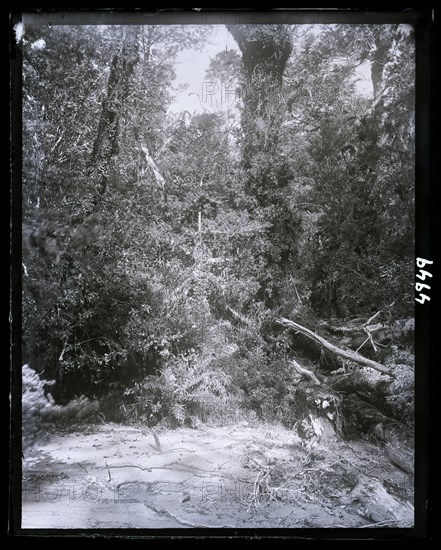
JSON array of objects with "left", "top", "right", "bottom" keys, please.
[{"left": 22, "top": 421, "right": 413, "bottom": 529}]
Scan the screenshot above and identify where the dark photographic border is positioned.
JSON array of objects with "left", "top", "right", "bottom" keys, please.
[{"left": 9, "top": 8, "right": 433, "bottom": 541}]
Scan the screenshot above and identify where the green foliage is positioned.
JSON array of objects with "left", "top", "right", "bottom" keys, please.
[
  {"left": 120, "top": 352, "right": 232, "bottom": 427},
  {"left": 21, "top": 24, "right": 415, "bottom": 432},
  {"left": 22, "top": 26, "right": 213, "bottom": 402},
  {"left": 22, "top": 364, "right": 101, "bottom": 450},
  {"left": 232, "top": 349, "right": 299, "bottom": 425},
  {"left": 385, "top": 347, "right": 414, "bottom": 428},
  {"left": 223, "top": 305, "right": 299, "bottom": 425},
  {"left": 283, "top": 25, "right": 415, "bottom": 319},
  {"left": 22, "top": 364, "right": 54, "bottom": 449}
]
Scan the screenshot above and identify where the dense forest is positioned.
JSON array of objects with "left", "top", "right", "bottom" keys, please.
[{"left": 19, "top": 23, "right": 416, "bottom": 528}]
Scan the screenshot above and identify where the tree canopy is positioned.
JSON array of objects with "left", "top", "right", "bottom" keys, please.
[{"left": 21, "top": 23, "right": 415, "bottom": 433}]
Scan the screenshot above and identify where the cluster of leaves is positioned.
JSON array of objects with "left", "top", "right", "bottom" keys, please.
[
  {"left": 22, "top": 25, "right": 213, "bottom": 402},
  {"left": 119, "top": 352, "right": 231, "bottom": 427},
  {"left": 385, "top": 347, "right": 415, "bottom": 429},
  {"left": 21, "top": 24, "right": 415, "bottom": 431},
  {"left": 22, "top": 364, "right": 54, "bottom": 449},
  {"left": 283, "top": 25, "right": 415, "bottom": 319},
  {"left": 233, "top": 350, "right": 300, "bottom": 425},
  {"left": 22, "top": 363, "right": 101, "bottom": 452},
  {"left": 219, "top": 305, "right": 299, "bottom": 425}
]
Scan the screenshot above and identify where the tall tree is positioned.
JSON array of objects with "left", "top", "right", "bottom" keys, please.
[
  {"left": 87, "top": 27, "right": 139, "bottom": 213},
  {"left": 229, "top": 25, "right": 292, "bottom": 199},
  {"left": 22, "top": 24, "right": 214, "bottom": 400},
  {"left": 282, "top": 25, "right": 415, "bottom": 318},
  {"left": 229, "top": 25, "right": 299, "bottom": 308}
]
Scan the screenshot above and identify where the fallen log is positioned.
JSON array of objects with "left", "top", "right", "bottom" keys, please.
[
  {"left": 341, "top": 475, "right": 414, "bottom": 527},
  {"left": 327, "top": 370, "right": 389, "bottom": 400},
  {"left": 321, "top": 318, "right": 414, "bottom": 345},
  {"left": 341, "top": 394, "right": 398, "bottom": 436},
  {"left": 277, "top": 318, "right": 391, "bottom": 375},
  {"left": 381, "top": 424, "right": 414, "bottom": 474},
  {"left": 342, "top": 396, "right": 414, "bottom": 473},
  {"left": 385, "top": 438, "right": 414, "bottom": 475},
  {"left": 290, "top": 359, "right": 321, "bottom": 385}
]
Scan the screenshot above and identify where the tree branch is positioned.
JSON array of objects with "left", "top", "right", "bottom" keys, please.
[
  {"left": 141, "top": 145, "right": 165, "bottom": 189},
  {"left": 277, "top": 317, "right": 391, "bottom": 375},
  {"left": 290, "top": 359, "right": 321, "bottom": 385}
]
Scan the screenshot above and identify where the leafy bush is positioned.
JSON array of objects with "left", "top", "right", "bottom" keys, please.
[
  {"left": 22, "top": 364, "right": 54, "bottom": 450},
  {"left": 118, "top": 351, "right": 232, "bottom": 428},
  {"left": 23, "top": 363, "right": 103, "bottom": 451},
  {"left": 20, "top": 24, "right": 416, "bottom": 435},
  {"left": 229, "top": 344, "right": 298, "bottom": 425},
  {"left": 385, "top": 346, "right": 414, "bottom": 429}
]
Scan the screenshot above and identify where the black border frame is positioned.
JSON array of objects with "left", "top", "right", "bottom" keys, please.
[{"left": 9, "top": 8, "right": 433, "bottom": 541}]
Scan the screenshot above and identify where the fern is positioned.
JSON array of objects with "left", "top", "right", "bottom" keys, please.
[
  {"left": 181, "top": 370, "right": 206, "bottom": 393},
  {"left": 23, "top": 364, "right": 54, "bottom": 449},
  {"left": 142, "top": 378, "right": 164, "bottom": 391},
  {"left": 161, "top": 366, "right": 177, "bottom": 388},
  {"left": 227, "top": 306, "right": 255, "bottom": 327},
  {"left": 218, "top": 343, "right": 240, "bottom": 358},
  {"left": 170, "top": 403, "right": 186, "bottom": 424},
  {"left": 121, "top": 350, "right": 232, "bottom": 427},
  {"left": 227, "top": 305, "right": 267, "bottom": 348}
]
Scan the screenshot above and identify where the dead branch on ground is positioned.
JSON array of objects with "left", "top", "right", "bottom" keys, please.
[{"left": 276, "top": 317, "right": 391, "bottom": 375}]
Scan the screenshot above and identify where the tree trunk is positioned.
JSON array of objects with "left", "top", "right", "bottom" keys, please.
[
  {"left": 141, "top": 145, "right": 165, "bottom": 189},
  {"left": 229, "top": 25, "right": 292, "bottom": 200},
  {"left": 289, "top": 358, "right": 342, "bottom": 441},
  {"left": 370, "top": 36, "right": 389, "bottom": 102},
  {"left": 340, "top": 394, "right": 398, "bottom": 437},
  {"left": 88, "top": 29, "right": 139, "bottom": 212},
  {"left": 341, "top": 475, "right": 414, "bottom": 527},
  {"left": 327, "top": 370, "right": 390, "bottom": 401},
  {"left": 277, "top": 317, "right": 392, "bottom": 375},
  {"left": 228, "top": 26, "right": 296, "bottom": 307},
  {"left": 384, "top": 436, "right": 414, "bottom": 474}
]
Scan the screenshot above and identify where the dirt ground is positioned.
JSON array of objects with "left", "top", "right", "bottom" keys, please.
[{"left": 22, "top": 421, "right": 413, "bottom": 529}]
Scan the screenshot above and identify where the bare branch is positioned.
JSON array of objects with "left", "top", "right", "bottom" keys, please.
[
  {"left": 277, "top": 317, "right": 391, "bottom": 375},
  {"left": 141, "top": 145, "right": 165, "bottom": 189}
]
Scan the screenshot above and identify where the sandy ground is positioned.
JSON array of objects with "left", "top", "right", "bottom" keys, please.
[{"left": 22, "top": 421, "right": 413, "bottom": 529}]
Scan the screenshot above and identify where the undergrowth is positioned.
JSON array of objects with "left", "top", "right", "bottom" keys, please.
[
  {"left": 117, "top": 351, "right": 232, "bottom": 428},
  {"left": 385, "top": 346, "right": 414, "bottom": 430}
]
